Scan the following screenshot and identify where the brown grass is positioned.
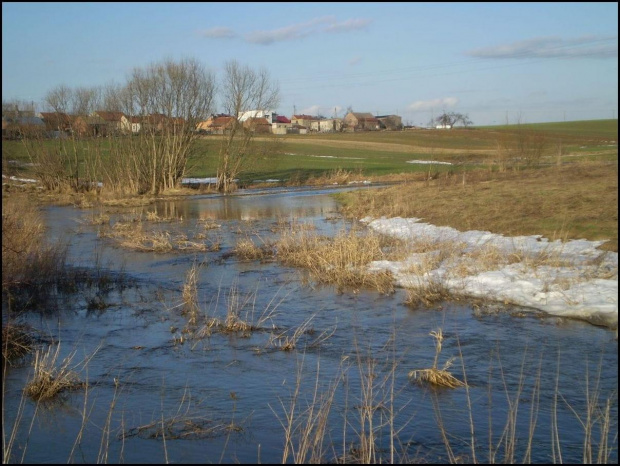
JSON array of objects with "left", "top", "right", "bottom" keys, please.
[
  {"left": 99, "top": 221, "right": 213, "bottom": 253},
  {"left": 24, "top": 344, "right": 83, "bottom": 401},
  {"left": 2, "top": 324, "right": 36, "bottom": 366},
  {"left": 2, "top": 194, "right": 68, "bottom": 289},
  {"left": 409, "top": 329, "right": 466, "bottom": 389},
  {"left": 275, "top": 228, "right": 394, "bottom": 294},
  {"left": 338, "top": 161, "right": 618, "bottom": 252},
  {"left": 233, "top": 237, "right": 274, "bottom": 261}
]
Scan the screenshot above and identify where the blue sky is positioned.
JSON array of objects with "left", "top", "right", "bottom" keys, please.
[{"left": 2, "top": 2, "right": 618, "bottom": 125}]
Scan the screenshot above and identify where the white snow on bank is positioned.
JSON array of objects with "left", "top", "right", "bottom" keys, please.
[
  {"left": 181, "top": 177, "right": 218, "bottom": 184},
  {"left": 406, "top": 160, "right": 453, "bottom": 165},
  {"left": 362, "top": 217, "right": 618, "bottom": 330},
  {"left": 2, "top": 174, "right": 38, "bottom": 183}
]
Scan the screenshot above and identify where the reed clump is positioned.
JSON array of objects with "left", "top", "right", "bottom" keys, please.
[
  {"left": 409, "top": 329, "right": 466, "bottom": 389},
  {"left": 99, "top": 221, "right": 211, "bottom": 252},
  {"left": 2, "top": 194, "right": 68, "bottom": 290},
  {"left": 233, "top": 237, "right": 274, "bottom": 261},
  {"left": 182, "top": 262, "right": 200, "bottom": 325},
  {"left": 2, "top": 323, "right": 36, "bottom": 366},
  {"left": 24, "top": 344, "right": 83, "bottom": 401},
  {"left": 275, "top": 229, "right": 394, "bottom": 294}
]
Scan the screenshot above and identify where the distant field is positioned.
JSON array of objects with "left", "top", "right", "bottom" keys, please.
[{"left": 3, "top": 119, "right": 617, "bottom": 184}]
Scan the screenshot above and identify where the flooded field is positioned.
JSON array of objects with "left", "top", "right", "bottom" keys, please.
[{"left": 3, "top": 187, "right": 617, "bottom": 464}]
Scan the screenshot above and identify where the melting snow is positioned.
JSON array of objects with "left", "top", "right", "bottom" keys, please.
[{"left": 362, "top": 216, "right": 618, "bottom": 330}]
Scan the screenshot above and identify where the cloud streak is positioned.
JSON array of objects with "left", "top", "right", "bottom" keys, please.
[
  {"left": 201, "top": 16, "right": 371, "bottom": 45},
  {"left": 199, "top": 27, "right": 236, "bottom": 39},
  {"left": 408, "top": 97, "right": 459, "bottom": 111},
  {"left": 466, "top": 35, "right": 618, "bottom": 59}
]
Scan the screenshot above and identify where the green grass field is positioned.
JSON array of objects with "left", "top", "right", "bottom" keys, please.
[{"left": 3, "top": 119, "right": 617, "bottom": 185}]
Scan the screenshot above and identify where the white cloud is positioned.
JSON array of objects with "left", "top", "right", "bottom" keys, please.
[
  {"left": 244, "top": 16, "right": 371, "bottom": 45},
  {"left": 300, "top": 105, "right": 321, "bottom": 116},
  {"left": 408, "top": 97, "right": 459, "bottom": 111},
  {"left": 200, "top": 27, "right": 236, "bottom": 39},
  {"left": 323, "top": 18, "right": 371, "bottom": 33},
  {"left": 466, "top": 35, "right": 618, "bottom": 59}
]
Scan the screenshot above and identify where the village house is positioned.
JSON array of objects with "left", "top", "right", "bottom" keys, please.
[
  {"left": 343, "top": 112, "right": 380, "bottom": 131},
  {"left": 69, "top": 115, "right": 92, "bottom": 137},
  {"left": 376, "top": 114, "right": 403, "bottom": 131},
  {"left": 196, "top": 114, "right": 235, "bottom": 134},
  {"left": 129, "top": 116, "right": 141, "bottom": 134},
  {"left": 90, "top": 111, "right": 130, "bottom": 136},
  {"left": 243, "top": 117, "right": 271, "bottom": 133},
  {"left": 272, "top": 115, "right": 292, "bottom": 135},
  {"left": 140, "top": 113, "right": 169, "bottom": 134},
  {"left": 39, "top": 112, "right": 73, "bottom": 133},
  {"left": 291, "top": 114, "right": 319, "bottom": 128},
  {"left": 238, "top": 110, "right": 276, "bottom": 124},
  {"left": 2, "top": 114, "right": 44, "bottom": 139},
  {"left": 310, "top": 118, "right": 343, "bottom": 133}
]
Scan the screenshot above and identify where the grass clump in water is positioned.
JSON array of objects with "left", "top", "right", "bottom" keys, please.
[
  {"left": 409, "top": 329, "right": 466, "bottom": 389},
  {"left": 275, "top": 229, "right": 394, "bottom": 294},
  {"left": 24, "top": 344, "right": 84, "bottom": 401}
]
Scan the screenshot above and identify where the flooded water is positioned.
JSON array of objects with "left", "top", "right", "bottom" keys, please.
[{"left": 3, "top": 187, "right": 617, "bottom": 464}]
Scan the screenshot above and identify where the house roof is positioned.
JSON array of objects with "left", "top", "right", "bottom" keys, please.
[
  {"left": 144, "top": 113, "right": 168, "bottom": 124},
  {"left": 211, "top": 116, "right": 234, "bottom": 127},
  {"left": 244, "top": 117, "right": 270, "bottom": 125},
  {"left": 275, "top": 115, "right": 291, "bottom": 124},
  {"left": 348, "top": 112, "right": 375, "bottom": 119},
  {"left": 293, "top": 114, "right": 318, "bottom": 120},
  {"left": 94, "top": 111, "right": 126, "bottom": 122}
]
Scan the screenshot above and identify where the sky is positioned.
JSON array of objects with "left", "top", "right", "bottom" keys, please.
[{"left": 2, "top": 2, "right": 618, "bottom": 126}]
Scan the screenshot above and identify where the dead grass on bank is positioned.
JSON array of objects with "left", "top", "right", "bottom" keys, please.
[
  {"left": 275, "top": 228, "right": 395, "bottom": 294},
  {"left": 2, "top": 194, "right": 69, "bottom": 290},
  {"left": 338, "top": 162, "right": 618, "bottom": 252}
]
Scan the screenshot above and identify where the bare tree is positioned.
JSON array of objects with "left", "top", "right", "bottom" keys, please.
[
  {"left": 432, "top": 112, "right": 473, "bottom": 129},
  {"left": 71, "top": 86, "right": 101, "bottom": 116},
  {"left": 216, "top": 60, "right": 279, "bottom": 193},
  {"left": 44, "top": 84, "right": 72, "bottom": 113},
  {"left": 102, "top": 58, "right": 216, "bottom": 194}
]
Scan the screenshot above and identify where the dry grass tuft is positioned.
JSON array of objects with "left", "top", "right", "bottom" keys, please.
[
  {"left": 2, "top": 324, "right": 37, "bottom": 366},
  {"left": 182, "top": 262, "right": 200, "bottom": 324},
  {"left": 100, "top": 221, "right": 213, "bottom": 253},
  {"left": 144, "top": 211, "right": 181, "bottom": 223},
  {"left": 409, "top": 366, "right": 467, "bottom": 389},
  {"left": 2, "top": 194, "right": 68, "bottom": 289},
  {"left": 275, "top": 229, "right": 394, "bottom": 294},
  {"left": 24, "top": 344, "right": 83, "bottom": 401},
  {"left": 409, "top": 329, "right": 466, "bottom": 389},
  {"left": 233, "top": 237, "right": 274, "bottom": 261}
]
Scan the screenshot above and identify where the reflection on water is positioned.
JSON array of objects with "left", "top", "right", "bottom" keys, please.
[{"left": 3, "top": 187, "right": 617, "bottom": 464}]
